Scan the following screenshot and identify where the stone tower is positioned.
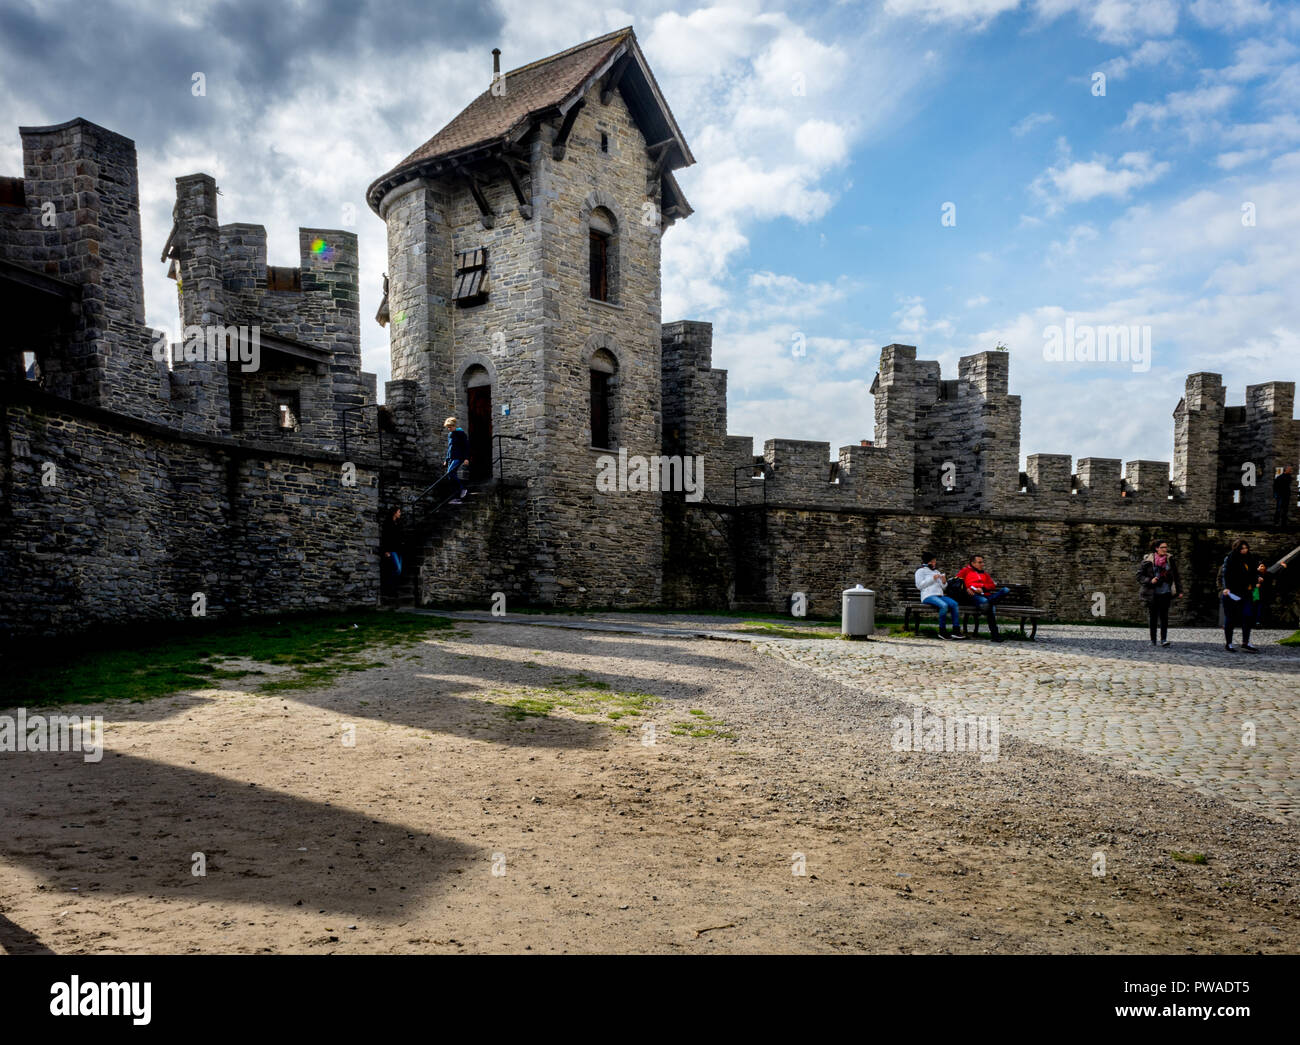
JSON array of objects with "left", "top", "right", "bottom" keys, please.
[{"left": 367, "top": 28, "right": 694, "bottom": 605}]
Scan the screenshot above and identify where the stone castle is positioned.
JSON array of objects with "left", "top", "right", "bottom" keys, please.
[{"left": 1, "top": 27, "right": 1297, "bottom": 642}]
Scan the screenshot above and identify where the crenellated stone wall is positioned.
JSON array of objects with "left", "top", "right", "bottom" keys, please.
[
  {"left": 662, "top": 501, "right": 1299, "bottom": 626},
  {"left": 0, "top": 117, "right": 381, "bottom": 644},
  {"left": 668, "top": 328, "right": 1298, "bottom": 530}
]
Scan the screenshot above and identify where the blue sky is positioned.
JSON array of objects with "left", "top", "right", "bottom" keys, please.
[{"left": 1, "top": 0, "right": 1296, "bottom": 469}]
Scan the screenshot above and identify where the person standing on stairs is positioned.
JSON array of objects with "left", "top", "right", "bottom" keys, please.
[
  {"left": 381, "top": 505, "right": 404, "bottom": 597},
  {"left": 443, "top": 416, "right": 470, "bottom": 504}
]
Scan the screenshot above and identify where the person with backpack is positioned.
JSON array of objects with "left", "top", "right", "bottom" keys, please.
[
  {"left": 915, "top": 551, "right": 966, "bottom": 640},
  {"left": 955, "top": 554, "right": 1010, "bottom": 641},
  {"left": 1137, "top": 538, "right": 1182, "bottom": 647},
  {"left": 1219, "top": 539, "right": 1260, "bottom": 653},
  {"left": 442, "top": 416, "right": 470, "bottom": 504}
]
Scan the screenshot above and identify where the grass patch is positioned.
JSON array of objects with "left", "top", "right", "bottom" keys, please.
[
  {"left": 1281, "top": 630, "right": 1300, "bottom": 647},
  {"left": 670, "top": 708, "right": 732, "bottom": 739},
  {"left": 1171, "top": 851, "right": 1208, "bottom": 865},
  {"left": 424, "top": 601, "right": 841, "bottom": 624},
  {"left": 735, "top": 620, "right": 843, "bottom": 640},
  {"left": 494, "top": 685, "right": 731, "bottom": 739},
  {"left": 0, "top": 611, "right": 455, "bottom": 707}
]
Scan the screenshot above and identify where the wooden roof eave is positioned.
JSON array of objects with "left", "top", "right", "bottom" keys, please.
[
  {"left": 0, "top": 257, "right": 80, "bottom": 301},
  {"left": 370, "top": 138, "right": 518, "bottom": 215},
  {"left": 256, "top": 329, "right": 332, "bottom": 368},
  {"left": 624, "top": 40, "right": 695, "bottom": 169}
]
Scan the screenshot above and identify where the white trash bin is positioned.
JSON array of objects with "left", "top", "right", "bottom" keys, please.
[{"left": 841, "top": 585, "right": 876, "bottom": 638}]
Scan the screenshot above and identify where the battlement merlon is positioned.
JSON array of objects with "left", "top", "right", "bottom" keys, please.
[
  {"left": 1124, "top": 460, "right": 1172, "bottom": 497},
  {"left": 0, "top": 118, "right": 161, "bottom": 415},
  {"left": 1246, "top": 381, "right": 1296, "bottom": 418},
  {"left": 958, "top": 350, "right": 1009, "bottom": 397},
  {"left": 662, "top": 320, "right": 714, "bottom": 372},
  {"left": 1024, "top": 453, "right": 1073, "bottom": 498},
  {"left": 870, "top": 343, "right": 918, "bottom": 450}
]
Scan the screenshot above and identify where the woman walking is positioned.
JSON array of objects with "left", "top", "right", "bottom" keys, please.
[
  {"left": 1137, "top": 538, "right": 1182, "bottom": 647},
  {"left": 1219, "top": 539, "right": 1260, "bottom": 653},
  {"left": 915, "top": 551, "right": 966, "bottom": 640}
]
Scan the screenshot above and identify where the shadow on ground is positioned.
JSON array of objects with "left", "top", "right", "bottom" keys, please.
[{"left": 0, "top": 750, "right": 475, "bottom": 920}]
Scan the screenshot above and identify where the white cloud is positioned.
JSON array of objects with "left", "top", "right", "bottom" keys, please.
[
  {"left": 744, "top": 271, "right": 852, "bottom": 320},
  {"left": 884, "top": 0, "right": 1022, "bottom": 27},
  {"left": 794, "top": 120, "right": 849, "bottom": 165},
  {"left": 892, "top": 295, "right": 955, "bottom": 339},
  {"left": 1011, "top": 112, "right": 1055, "bottom": 136},
  {"left": 1123, "top": 84, "right": 1238, "bottom": 131},
  {"left": 1220, "top": 36, "right": 1299, "bottom": 82},
  {"left": 1085, "top": 0, "right": 1180, "bottom": 42},
  {"left": 1215, "top": 149, "right": 1268, "bottom": 170},
  {"left": 966, "top": 294, "right": 990, "bottom": 307},
  {"left": 1190, "top": 0, "right": 1276, "bottom": 32},
  {"left": 1034, "top": 0, "right": 1180, "bottom": 44},
  {"left": 1098, "top": 38, "right": 1194, "bottom": 80},
  {"left": 1046, "top": 223, "right": 1099, "bottom": 263},
  {"left": 1032, "top": 147, "right": 1170, "bottom": 212}
]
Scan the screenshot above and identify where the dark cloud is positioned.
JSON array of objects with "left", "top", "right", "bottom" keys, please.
[{"left": 0, "top": 0, "right": 504, "bottom": 149}]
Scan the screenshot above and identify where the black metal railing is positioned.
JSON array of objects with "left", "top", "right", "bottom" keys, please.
[
  {"left": 494, "top": 433, "right": 525, "bottom": 479},
  {"left": 401, "top": 433, "right": 526, "bottom": 523}
]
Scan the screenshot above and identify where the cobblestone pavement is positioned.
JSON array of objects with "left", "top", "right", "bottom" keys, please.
[{"left": 764, "top": 625, "right": 1300, "bottom": 823}]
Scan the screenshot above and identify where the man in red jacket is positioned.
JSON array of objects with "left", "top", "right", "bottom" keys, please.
[{"left": 956, "top": 555, "right": 1011, "bottom": 641}]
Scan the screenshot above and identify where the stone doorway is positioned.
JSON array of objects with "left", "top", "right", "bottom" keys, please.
[{"left": 466, "top": 375, "right": 492, "bottom": 481}]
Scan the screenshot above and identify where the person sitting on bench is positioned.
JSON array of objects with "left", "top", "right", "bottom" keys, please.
[
  {"left": 956, "top": 554, "right": 1010, "bottom": 641},
  {"left": 915, "top": 551, "right": 966, "bottom": 640}
]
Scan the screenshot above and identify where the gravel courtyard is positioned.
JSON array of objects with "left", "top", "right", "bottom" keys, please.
[
  {"left": 1, "top": 615, "right": 1297, "bottom": 954},
  {"left": 766, "top": 623, "right": 1300, "bottom": 823}
]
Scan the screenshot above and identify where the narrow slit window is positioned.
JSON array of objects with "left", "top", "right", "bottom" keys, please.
[
  {"left": 590, "top": 370, "right": 611, "bottom": 449},
  {"left": 589, "top": 231, "right": 609, "bottom": 301},
  {"left": 589, "top": 347, "right": 618, "bottom": 450},
  {"left": 228, "top": 369, "right": 244, "bottom": 432},
  {"left": 588, "top": 207, "right": 617, "bottom": 303}
]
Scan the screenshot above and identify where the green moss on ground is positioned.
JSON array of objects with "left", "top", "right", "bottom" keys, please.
[{"left": 0, "top": 611, "right": 454, "bottom": 706}]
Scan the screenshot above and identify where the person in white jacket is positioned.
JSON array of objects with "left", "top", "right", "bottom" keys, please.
[{"left": 915, "top": 551, "right": 965, "bottom": 640}]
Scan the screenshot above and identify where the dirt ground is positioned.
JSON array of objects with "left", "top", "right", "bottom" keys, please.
[{"left": 2, "top": 619, "right": 1297, "bottom": 954}]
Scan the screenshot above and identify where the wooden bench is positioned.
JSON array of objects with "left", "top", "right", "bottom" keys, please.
[
  {"left": 897, "top": 580, "right": 1048, "bottom": 640},
  {"left": 897, "top": 581, "right": 977, "bottom": 636}
]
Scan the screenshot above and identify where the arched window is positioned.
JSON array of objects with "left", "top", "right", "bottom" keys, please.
[
  {"left": 589, "top": 347, "right": 618, "bottom": 450},
  {"left": 588, "top": 207, "right": 618, "bottom": 303}
]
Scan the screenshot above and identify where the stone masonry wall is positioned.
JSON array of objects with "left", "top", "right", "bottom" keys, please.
[
  {"left": 533, "top": 81, "right": 665, "bottom": 605},
  {"left": 0, "top": 386, "right": 379, "bottom": 643},
  {"left": 2, "top": 119, "right": 162, "bottom": 419},
  {"left": 664, "top": 503, "right": 1300, "bottom": 627}
]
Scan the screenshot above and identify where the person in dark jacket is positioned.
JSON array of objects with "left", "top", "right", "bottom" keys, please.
[
  {"left": 1219, "top": 539, "right": 1260, "bottom": 652},
  {"left": 442, "top": 416, "right": 470, "bottom": 503},
  {"left": 1137, "top": 538, "right": 1182, "bottom": 647},
  {"left": 1275, "top": 465, "right": 1295, "bottom": 526},
  {"left": 380, "top": 506, "right": 403, "bottom": 596}
]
